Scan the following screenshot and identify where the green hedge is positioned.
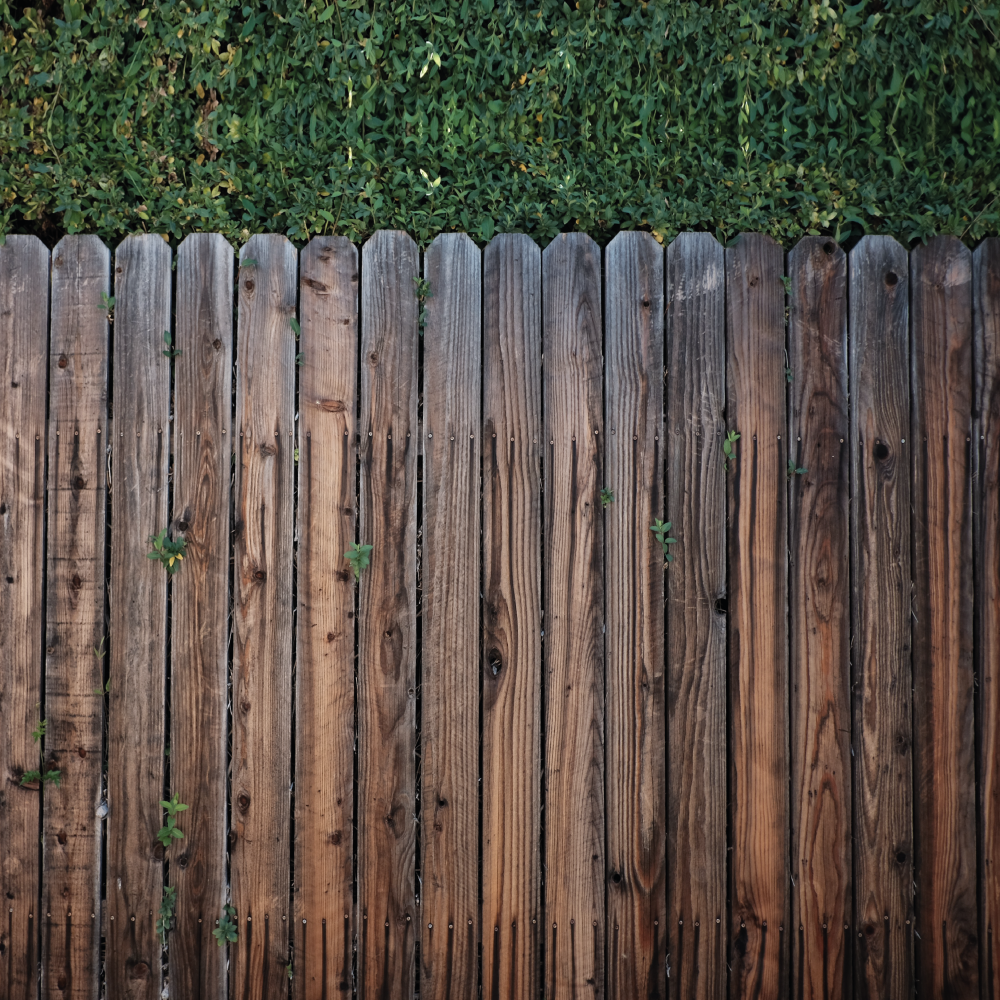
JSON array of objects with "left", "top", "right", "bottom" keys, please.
[{"left": 2, "top": 0, "right": 998, "bottom": 249}]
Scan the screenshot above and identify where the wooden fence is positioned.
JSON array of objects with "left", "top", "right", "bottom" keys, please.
[{"left": 0, "top": 230, "right": 997, "bottom": 1000}]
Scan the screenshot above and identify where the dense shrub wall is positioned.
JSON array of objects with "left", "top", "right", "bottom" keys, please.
[{"left": 2, "top": 0, "right": 998, "bottom": 247}]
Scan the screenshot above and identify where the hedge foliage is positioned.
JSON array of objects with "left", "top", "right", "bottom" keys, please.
[{"left": 2, "top": 0, "right": 999, "bottom": 249}]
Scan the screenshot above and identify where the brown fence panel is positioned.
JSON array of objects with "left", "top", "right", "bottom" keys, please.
[
  {"left": 974, "top": 237, "right": 1000, "bottom": 1000},
  {"left": 293, "top": 235, "right": 359, "bottom": 999},
  {"left": 356, "top": 230, "right": 419, "bottom": 1000},
  {"left": 482, "top": 233, "right": 543, "bottom": 1000},
  {"left": 604, "top": 231, "right": 666, "bottom": 1000},
  {"left": 171, "top": 233, "right": 233, "bottom": 999},
  {"left": 0, "top": 235, "right": 49, "bottom": 999},
  {"left": 726, "top": 233, "right": 790, "bottom": 1000},
  {"left": 42, "top": 236, "right": 109, "bottom": 1000},
  {"left": 849, "top": 235, "right": 913, "bottom": 1000},
  {"left": 3, "top": 227, "right": 999, "bottom": 1000},
  {"left": 787, "top": 237, "right": 851, "bottom": 999},
  {"left": 106, "top": 234, "right": 171, "bottom": 999},
  {"left": 231, "top": 235, "right": 297, "bottom": 998},
  {"left": 665, "top": 231, "right": 727, "bottom": 1000},
  {"left": 420, "top": 233, "right": 481, "bottom": 999},
  {"left": 911, "top": 237, "right": 978, "bottom": 999},
  {"left": 542, "top": 232, "right": 605, "bottom": 998}
]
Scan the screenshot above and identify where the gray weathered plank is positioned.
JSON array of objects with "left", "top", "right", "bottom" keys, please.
[
  {"left": 482, "top": 233, "right": 543, "bottom": 1000},
  {"left": 231, "top": 235, "right": 297, "bottom": 999},
  {"left": 726, "top": 233, "right": 789, "bottom": 1000},
  {"left": 604, "top": 231, "right": 665, "bottom": 1000},
  {"left": 107, "top": 234, "right": 171, "bottom": 999},
  {"left": 974, "top": 237, "right": 1000, "bottom": 1000},
  {"left": 542, "top": 232, "right": 605, "bottom": 999},
  {"left": 787, "top": 237, "right": 851, "bottom": 999},
  {"left": 420, "top": 233, "right": 481, "bottom": 1000},
  {"left": 356, "top": 230, "right": 419, "bottom": 1000},
  {"left": 665, "top": 231, "right": 727, "bottom": 1000},
  {"left": 42, "top": 236, "right": 109, "bottom": 1000},
  {"left": 170, "top": 233, "right": 233, "bottom": 1000},
  {"left": 0, "top": 235, "right": 50, "bottom": 1000},
  {"left": 848, "top": 236, "right": 913, "bottom": 1000},
  {"left": 910, "top": 237, "right": 978, "bottom": 998},
  {"left": 293, "top": 235, "right": 358, "bottom": 1000}
]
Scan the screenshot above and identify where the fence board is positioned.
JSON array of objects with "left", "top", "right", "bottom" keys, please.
[
  {"left": 542, "top": 232, "right": 605, "bottom": 999},
  {"left": 293, "top": 235, "right": 359, "bottom": 999},
  {"left": 107, "top": 234, "right": 171, "bottom": 999},
  {"left": 170, "top": 233, "right": 233, "bottom": 999},
  {"left": 231, "top": 235, "right": 297, "bottom": 998},
  {"left": 482, "top": 234, "right": 543, "bottom": 1000},
  {"left": 974, "top": 237, "right": 1000, "bottom": 1000},
  {"left": 420, "top": 233, "right": 481, "bottom": 999},
  {"left": 604, "top": 231, "right": 665, "bottom": 1000},
  {"left": 726, "top": 232, "right": 789, "bottom": 1000},
  {"left": 909, "top": 237, "right": 978, "bottom": 999},
  {"left": 357, "top": 230, "right": 419, "bottom": 999},
  {"left": 665, "top": 231, "right": 727, "bottom": 1000},
  {"left": 848, "top": 236, "right": 913, "bottom": 1000},
  {"left": 0, "top": 235, "right": 49, "bottom": 999},
  {"left": 41, "top": 236, "right": 109, "bottom": 1000},
  {"left": 787, "top": 237, "right": 851, "bottom": 999}
]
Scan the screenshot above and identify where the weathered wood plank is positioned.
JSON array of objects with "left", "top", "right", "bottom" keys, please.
[
  {"left": 293, "top": 236, "right": 358, "bottom": 1000},
  {"left": 665, "top": 232, "right": 727, "bottom": 1000},
  {"left": 107, "top": 234, "right": 171, "bottom": 999},
  {"left": 848, "top": 236, "right": 913, "bottom": 1000},
  {"left": 420, "top": 233, "right": 481, "bottom": 1000},
  {"left": 725, "top": 232, "right": 789, "bottom": 1000},
  {"left": 542, "top": 232, "right": 605, "bottom": 999},
  {"left": 170, "top": 233, "right": 233, "bottom": 1000},
  {"left": 910, "top": 237, "right": 978, "bottom": 999},
  {"left": 604, "top": 231, "right": 665, "bottom": 1000},
  {"left": 974, "top": 237, "right": 1000, "bottom": 1000},
  {"left": 41, "top": 236, "right": 109, "bottom": 1000},
  {"left": 482, "top": 233, "right": 543, "bottom": 1000},
  {"left": 911, "top": 233, "right": 981, "bottom": 996},
  {"left": 357, "top": 230, "right": 419, "bottom": 1000},
  {"left": 0, "top": 235, "right": 49, "bottom": 999},
  {"left": 787, "top": 237, "right": 851, "bottom": 1000},
  {"left": 231, "top": 235, "right": 297, "bottom": 999}
]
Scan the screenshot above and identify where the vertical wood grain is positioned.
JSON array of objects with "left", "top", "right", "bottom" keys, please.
[
  {"left": 357, "top": 230, "right": 419, "bottom": 1000},
  {"left": 604, "top": 231, "right": 665, "bottom": 1000},
  {"left": 787, "top": 237, "right": 851, "bottom": 999},
  {"left": 482, "top": 234, "right": 543, "bottom": 1000},
  {"left": 107, "top": 234, "right": 171, "bottom": 999},
  {"left": 542, "top": 232, "right": 605, "bottom": 999},
  {"left": 231, "top": 235, "right": 297, "bottom": 999},
  {"left": 419, "top": 234, "right": 481, "bottom": 1000},
  {"left": 848, "top": 237, "right": 914, "bottom": 1000},
  {"left": 42, "top": 236, "right": 109, "bottom": 1000},
  {"left": 974, "top": 238, "right": 1000, "bottom": 1000},
  {"left": 665, "top": 232, "right": 727, "bottom": 1000},
  {"left": 726, "top": 233, "right": 789, "bottom": 1000},
  {"left": 0, "top": 234, "right": 49, "bottom": 1000},
  {"left": 910, "top": 237, "right": 978, "bottom": 999},
  {"left": 293, "top": 236, "right": 359, "bottom": 1000},
  {"left": 170, "top": 233, "right": 233, "bottom": 1000}
]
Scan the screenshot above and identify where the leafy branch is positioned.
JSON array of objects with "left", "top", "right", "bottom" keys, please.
[
  {"left": 650, "top": 519, "right": 677, "bottom": 564},
  {"left": 344, "top": 541, "right": 373, "bottom": 580},
  {"left": 156, "top": 793, "right": 188, "bottom": 849},
  {"left": 156, "top": 886, "right": 177, "bottom": 946},
  {"left": 20, "top": 718, "right": 61, "bottom": 788},
  {"left": 214, "top": 904, "right": 238, "bottom": 946},
  {"left": 723, "top": 430, "right": 740, "bottom": 471},
  {"left": 147, "top": 528, "right": 187, "bottom": 575}
]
